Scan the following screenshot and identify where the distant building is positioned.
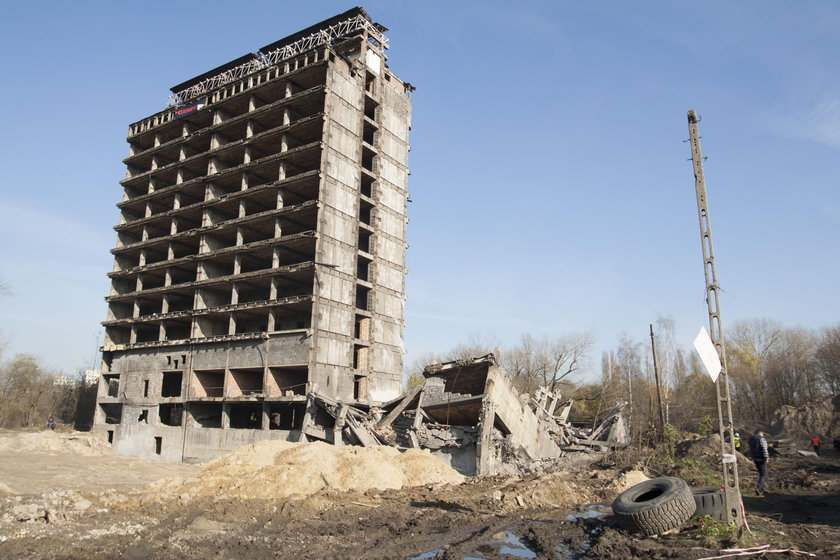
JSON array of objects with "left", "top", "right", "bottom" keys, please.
[
  {"left": 93, "top": 8, "right": 412, "bottom": 461},
  {"left": 52, "top": 376, "right": 76, "bottom": 387},
  {"left": 83, "top": 370, "right": 100, "bottom": 386}
]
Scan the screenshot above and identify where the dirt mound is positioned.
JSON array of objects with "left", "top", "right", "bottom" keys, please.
[
  {"left": 147, "top": 440, "right": 465, "bottom": 502},
  {"left": 770, "top": 393, "right": 840, "bottom": 442},
  {"left": 677, "top": 434, "right": 752, "bottom": 473},
  {"left": 0, "top": 431, "right": 111, "bottom": 456}
]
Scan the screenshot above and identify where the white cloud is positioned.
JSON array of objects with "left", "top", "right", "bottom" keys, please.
[{"left": 777, "top": 97, "right": 840, "bottom": 149}]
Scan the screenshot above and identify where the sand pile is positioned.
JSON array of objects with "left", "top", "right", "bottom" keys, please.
[
  {"left": 0, "top": 431, "right": 111, "bottom": 456},
  {"left": 770, "top": 394, "right": 840, "bottom": 441},
  {"left": 148, "top": 440, "right": 465, "bottom": 501}
]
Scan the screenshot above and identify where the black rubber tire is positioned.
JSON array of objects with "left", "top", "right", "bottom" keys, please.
[
  {"left": 611, "top": 477, "right": 696, "bottom": 536},
  {"left": 691, "top": 487, "right": 727, "bottom": 521}
]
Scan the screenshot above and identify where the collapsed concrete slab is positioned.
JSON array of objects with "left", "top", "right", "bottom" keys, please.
[{"left": 372, "top": 353, "right": 629, "bottom": 475}]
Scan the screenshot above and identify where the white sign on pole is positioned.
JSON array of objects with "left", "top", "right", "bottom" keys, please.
[{"left": 693, "top": 327, "right": 722, "bottom": 383}]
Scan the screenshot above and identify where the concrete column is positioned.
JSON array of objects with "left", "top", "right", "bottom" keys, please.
[
  {"left": 138, "top": 250, "right": 147, "bottom": 266},
  {"left": 238, "top": 200, "right": 246, "bottom": 219},
  {"left": 164, "top": 268, "right": 173, "bottom": 287},
  {"left": 282, "top": 107, "right": 290, "bottom": 126},
  {"left": 231, "top": 282, "right": 239, "bottom": 304},
  {"left": 130, "top": 325, "right": 138, "bottom": 344},
  {"left": 221, "top": 403, "right": 230, "bottom": 429},
  {"left": 246, "top": 120, "right": 255, "bottom": 138},
  {"left": 476, "top": 399, "right": 497, "bottom": 476},
  {"left": 176, "top": 168, "right": 185, "bottom": 185},
  {"left": 228, "top": 313, "right": 236, "bottom": 336},
  {"left": 150, "top": 156, "right": 159, "bottom": 171},
  {"left": 271, "top": 247, "right": 281, "bottom": 268},
  {"left": 278, "top": 162, "right": 286, "bottom": 181},
  {"left": 236, "top": 227, "right": 244, "bottom": 247},
  {"left": 243, "top": 146, "right": 251, "bottom": 165},
  {"left": 261, "top": 402, "right": 270, "bottom": 431},
  {"left": 276, "top": 189, "right": 284, "bottom": 208},
  {"left": 133, "top": 299, "right": 141, "bottom": 318},
  {"left": 154, "top": 133, "right": 162, "bottom": 147},
  {"left": 159, "top": 322, "right": 167, "bottom": 342},
  {"left": 161, "top": 294, "right": 170, "bottom": 314}
]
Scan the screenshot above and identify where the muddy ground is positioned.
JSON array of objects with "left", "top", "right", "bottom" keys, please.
[{"left": 0, "top": 431, "right": 838, "bottom": 559}]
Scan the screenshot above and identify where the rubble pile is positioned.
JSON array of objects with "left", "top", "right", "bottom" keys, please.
[{"left": 295, "top": 354, "right": 629, "bottom": 476}]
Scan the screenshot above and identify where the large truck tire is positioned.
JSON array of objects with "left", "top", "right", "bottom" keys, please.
[
  {"left": 611, "top": 477, "right": 696, "bottom": 535},
  {"left": 691, "top": 487, "right": 727, "bottom": 521}
]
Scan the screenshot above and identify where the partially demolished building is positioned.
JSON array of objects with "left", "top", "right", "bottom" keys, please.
[
  {"left": 94, "top": 8, "right": 413, "bottom": 461},
  {"left": 93, "top": 8, "right": 628, "bottom": 470}
]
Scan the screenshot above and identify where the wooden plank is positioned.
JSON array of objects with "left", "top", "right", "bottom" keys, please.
[{"left": 376, "top": 381, "right": 425, "bottom": 428}]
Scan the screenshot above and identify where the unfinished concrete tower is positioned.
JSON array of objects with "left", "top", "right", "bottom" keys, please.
[{"left": 93, "top": 8, "right": 412, "bottom": 461}]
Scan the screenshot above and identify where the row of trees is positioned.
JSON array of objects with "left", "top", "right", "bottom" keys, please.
[
  {"left": 407, "top": 318, "right": 840, "bottom": 442},
  {"left": 0, "top": 353, "right": 96, "bottom": 430}
]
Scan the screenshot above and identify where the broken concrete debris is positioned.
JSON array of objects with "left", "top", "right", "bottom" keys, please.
[{"left": 294, "top": 353, "right": 629, "bottom": 475}]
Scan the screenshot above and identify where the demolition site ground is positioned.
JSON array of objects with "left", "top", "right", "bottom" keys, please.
[{"left": 0, "top": 431, "right": 839, "bottom": 559}]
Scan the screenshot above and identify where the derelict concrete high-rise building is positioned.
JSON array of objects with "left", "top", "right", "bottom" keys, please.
[{"left": 93, "top": 8, "right": 412, "bottom": 461}]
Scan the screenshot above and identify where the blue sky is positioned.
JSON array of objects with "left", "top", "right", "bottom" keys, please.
[{"left": 0, "top": 1, "right": 837, "bottom": 381}]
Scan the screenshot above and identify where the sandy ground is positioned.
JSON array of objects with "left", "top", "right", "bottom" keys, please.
[{"left": 0, "top": 430, "right": 838, "bottom": 559}]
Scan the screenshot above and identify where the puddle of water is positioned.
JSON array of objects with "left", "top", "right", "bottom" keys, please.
[
  {"left": 565, "top": 504, "right": 610, "bottom": 522},
  {"left": 410, "top": 549, "right": 443, "bottom": 560},
  {"left": 498, "top": 531, "right": 537, "bottom": 559}
]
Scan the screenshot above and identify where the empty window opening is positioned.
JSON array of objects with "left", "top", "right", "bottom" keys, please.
[
  {"left": 135, "top": 325, "right": 160, "bottom": 343},
  {"left": 358, "top": 231, "right": 372, "bottom": 254},
  {"left": 100, "top": 403, "right": 122, "bottom": 424},
  {"left": 193, "top": 370, "right": 224, "bottom": 398},
  {"left": 268, "top": 402, "right": 305, "bottom": 430},
  {"left": 107, "top": 430, "right": 114, "bottom": 444},
  {"left": 363, "top": 121, "right": 377, "bottom": 145},
  {"left": 229, "top": 403, "right": 262, "bottom": 429},
  {"left": 268, "top": 367, "right": 307, "bottom": 396},
  {"left": 364, "top": 96, "right": 377, "bottom": 120},
  {"left": 161, "top": 371, "right": 183, "bottom": 397},
  {"left": 143, "top": 379, "right": 150, "bottom": 397},
  {"left": 138, "top": 409, "right": 149, "bottom": 423},
  {"left": 103, "top": 374, "right": 120, "bottom": 397},
  {"left": 356, "top": 258, "right": 370, "bottom": 281},
  {"left": 154, "top": 436, "right": 162, "bottom": 455},
  {"left": 189, "top": 402, "right": 223, "bottom": 428},
  {"left": 164, "top": 321, "right": 190, "bottom": 341},
  {"left": 353, "top": 375, "right": 368, "bottom": 401},
  {"left": 229, "top": 368, "right": 264, "bottom": 397},
  {"left": 359, "top": 203, "right": 372, "bottom": 225},
  {"left": 159, "top": 403, "right": 183, "bottom": 426},
  {"left": 355, "top": 286, "right": 370, "bottom": 311},
  {"left": 354, "top": 346, "right": 369, "bottom": 371}
]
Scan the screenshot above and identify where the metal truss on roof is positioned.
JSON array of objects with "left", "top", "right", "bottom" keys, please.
[{"left": 168, "top": 14, "right": 387, "bottom": 107}]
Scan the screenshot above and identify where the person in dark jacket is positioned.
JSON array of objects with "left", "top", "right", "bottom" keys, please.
[{"left": 748, "top": 429, "right": 769, "bottom": 495}]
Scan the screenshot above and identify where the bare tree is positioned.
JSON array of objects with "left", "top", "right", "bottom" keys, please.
[{"left": 816, "top": 325, "right": 840, "bottom": 394}]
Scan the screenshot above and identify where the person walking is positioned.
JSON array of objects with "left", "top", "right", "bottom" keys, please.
[
  {"left": 748, "top": 429, "right": 769, "bottom": 496},
  {"left": 811, "top": 435, "right": 821, "bottom": 456}
]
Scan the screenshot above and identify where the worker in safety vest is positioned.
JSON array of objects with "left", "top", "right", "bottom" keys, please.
[{"left": 811, "top": 436, "right": 821, "bottom": 456}]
